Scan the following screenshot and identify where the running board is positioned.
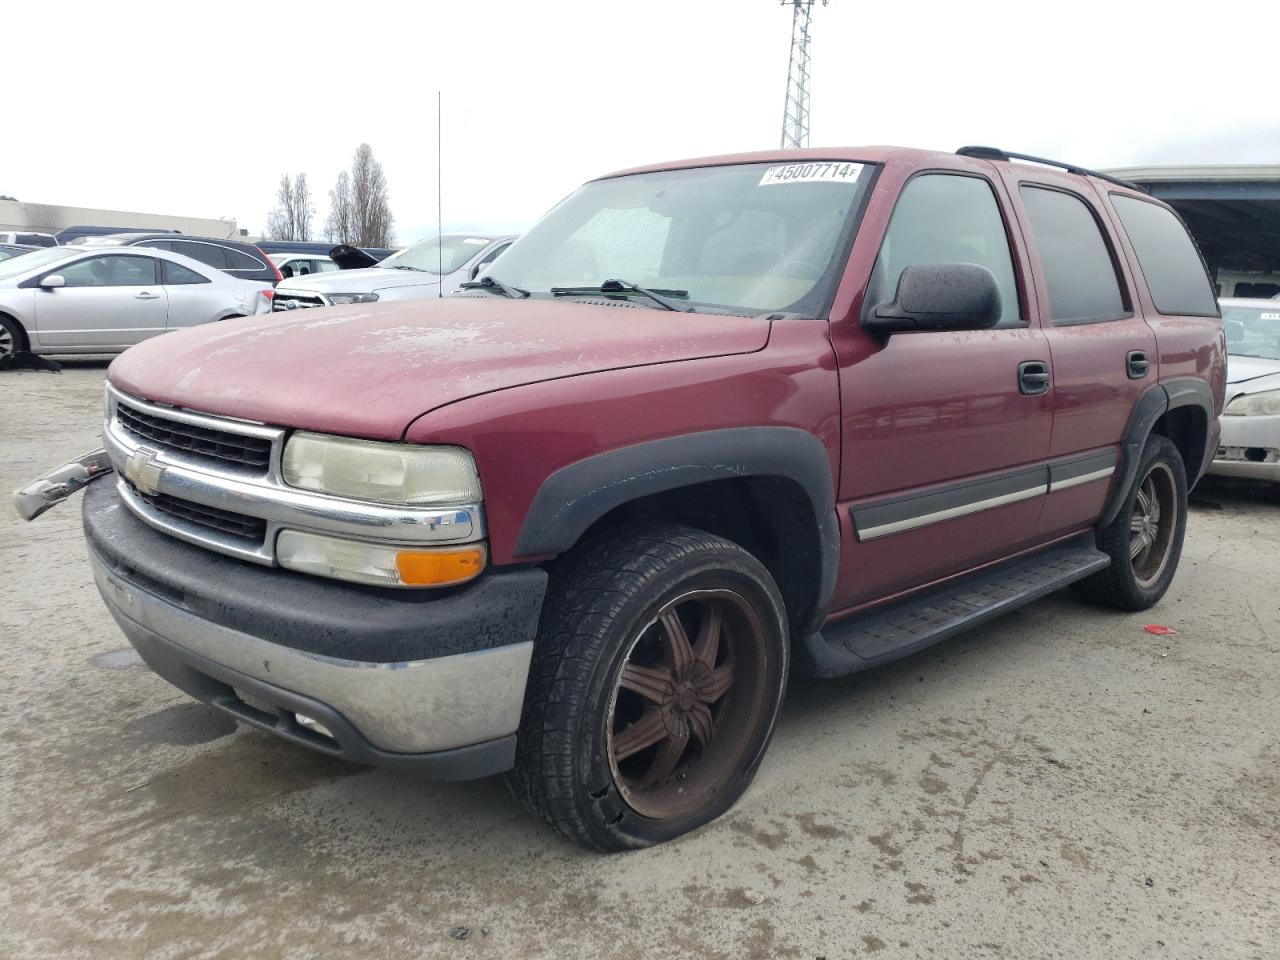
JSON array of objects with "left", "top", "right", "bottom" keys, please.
[{"left": 797, "top": 533, "right": 1109, "bottom": 678}]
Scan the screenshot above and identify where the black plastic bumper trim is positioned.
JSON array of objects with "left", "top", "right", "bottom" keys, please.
[{"left": 83, "top": 479, "right": 547, "bottom": 663}]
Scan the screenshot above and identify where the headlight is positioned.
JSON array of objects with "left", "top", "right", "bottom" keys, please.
[
  {"left": 283, "top": 433, "right": 482, "bottom": 505},
  {"left": 326, "top": 292, "right": 379, "bottom": 304},
  {"left": 277, "top": 530, "right": 486, "bottom": 588},
  {"left": 1224, "top": 390, "right": 1280, "bottom": 417}
]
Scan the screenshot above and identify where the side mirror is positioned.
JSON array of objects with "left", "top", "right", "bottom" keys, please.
[
  {"left": 863, "top": 263, "right": 1001, "bottom": 336},
  {"left": 40, "top": 274, "right": 66, "bottom": 290}
]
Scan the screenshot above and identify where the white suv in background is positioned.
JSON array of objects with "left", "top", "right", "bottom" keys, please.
[{"left": 272, "top": 234, "right": 514, "bottom": 310}]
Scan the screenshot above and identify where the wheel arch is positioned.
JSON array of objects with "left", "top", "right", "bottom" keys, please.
[
  {"left": 0, "top": 310, "right": 31, "bottom": 353},
  {"left": 514, "top": 428, "right": 839, "bottom": 635},
  {"left": 1101, "top": 378, "right": 1214, "bottom": 526}
]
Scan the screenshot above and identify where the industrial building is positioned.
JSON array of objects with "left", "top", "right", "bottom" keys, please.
[{"left": 0, "top": 198, "right": 246, "bottom": 244}]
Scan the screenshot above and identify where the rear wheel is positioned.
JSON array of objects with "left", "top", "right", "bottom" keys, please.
[
  {"left": 0, "top": 314, "right": 26, "bottom": 358},
  {"left": 508, "top": 524, "right": 789, "bottom": 851},
  {"left": 1075, "top": 434, "right": 1188, "bottom": 610}
]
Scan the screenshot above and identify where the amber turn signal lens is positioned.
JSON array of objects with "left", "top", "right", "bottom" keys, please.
[{"left": 395, "top": 545, "right": 487, "bottom": 587}]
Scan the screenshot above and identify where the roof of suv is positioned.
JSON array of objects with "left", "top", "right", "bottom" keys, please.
[{"left": 601, "top": 146, "right": 1152, "bottom": 198}]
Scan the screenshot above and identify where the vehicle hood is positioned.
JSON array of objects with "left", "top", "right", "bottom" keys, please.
[
  {"left": 1226, "top": 354, "right": 1280, "bottom": 387},
  {"left": 108, "top": 298, "right": 770, "bottom": 440},
  {"left": 277, "top": 267, "right": 440, "bottom": 296}
]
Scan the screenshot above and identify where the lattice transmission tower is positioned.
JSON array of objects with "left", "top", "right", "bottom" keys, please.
[{"left": 779, "top": 0, "right": 827, "bottom": 149}]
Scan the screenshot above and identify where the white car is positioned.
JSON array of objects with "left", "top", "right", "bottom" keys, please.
[
  {"left": 272, "top": 234, "right": 515, "bottom": 310},
  {"left": 267, "top": 252, "right": 340, "bottom": 280},
  {"left": 1210, "top": 298, "right": 1280, "bottom": 497},
  {"left": 0, "top": 245, "right": 273, "bottom": 358}
]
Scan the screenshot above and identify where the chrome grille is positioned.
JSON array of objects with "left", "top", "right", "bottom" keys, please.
[
  {"left": 127, "top": 482, "right": 266, "bottom": 544},
  {"left": 272, "top": 293, "right": 326, "bottom": 311},
  {"left": 117, "top": 401, "right": 273, "bottom": 473}
]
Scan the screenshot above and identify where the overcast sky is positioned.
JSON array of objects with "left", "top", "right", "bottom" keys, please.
[{"left": 6, "top": 0, "right": 1276, "bottom": 244}]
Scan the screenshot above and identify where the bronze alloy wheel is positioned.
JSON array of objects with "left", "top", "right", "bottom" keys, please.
[
  {"left": 607, "top": 589, "right": 769, "bottom": 821},
  {"left": 1129, "top": 462, "right": 1177, "bottom": 588}
]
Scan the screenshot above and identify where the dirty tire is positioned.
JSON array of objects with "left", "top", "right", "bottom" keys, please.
[
  {"left": 1075, "top": 434, "right": 1188, "bottom": 611},
  {"left": 507, "top": 523, "right": 789, "bottom": 851},
  {"left": 0, "top": 314, "right": 27, "bottom": 358}
]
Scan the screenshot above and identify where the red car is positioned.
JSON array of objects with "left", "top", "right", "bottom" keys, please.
[{"left": 17, "top": 145, "right": 1224, "bottom": 850}]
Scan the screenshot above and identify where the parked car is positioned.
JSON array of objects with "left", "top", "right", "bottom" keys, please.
[
  {"left": 0, "top": 231, "right": 58, "bottom": 247},
  {"left": 1209, "top": 298, "right": 1280, "bottom": 497},
  {"left": 272, "top": 233, "right": 514, "bottom": 309},
  {"left": 16, "top": 146, "right": 1224, "bottom": 851},
  {"left": 54, "top": 225, "right": 177, "bottom": 245},
  {"left": 0, "top": 243, "right": 36, "bottom": 261},
  {"left": 0, "top": 244, "right": 272, "bottom": 357},
  {"left": 80, "top": 233, "right": 281, "bottom": 286},
  {"left": 268, "top": 252, "right": 339, "bottom": 280}
]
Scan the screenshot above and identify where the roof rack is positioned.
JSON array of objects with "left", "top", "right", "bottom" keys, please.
[{"left": 955, "top": 146, "right": 1149, "bottom": 194}]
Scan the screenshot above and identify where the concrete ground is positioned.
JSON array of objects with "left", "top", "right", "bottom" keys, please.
[{"left": 1, "top": 361, "right": 1277, "bottom": 960}]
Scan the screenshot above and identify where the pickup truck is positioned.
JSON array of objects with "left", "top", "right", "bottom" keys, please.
[{"left": 15, "top": 146, "right": 1225, "bottom": 851}]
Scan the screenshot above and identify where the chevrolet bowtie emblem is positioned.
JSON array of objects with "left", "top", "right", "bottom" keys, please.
[{"left": 124, "top": 447, "right": 165, "bottom": 496}]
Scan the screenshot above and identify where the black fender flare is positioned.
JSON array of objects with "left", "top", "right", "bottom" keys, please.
[
  {"left": 514, "top": 427, "right": 840, "bottom": 629},
  {"left": 1101, "top": 377, "right": 1215, "bottom": 526}
]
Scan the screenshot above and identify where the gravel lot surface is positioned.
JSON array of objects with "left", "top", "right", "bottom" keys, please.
[{"left": 2, "top": 361, "right": 1277, "bottom": 960}]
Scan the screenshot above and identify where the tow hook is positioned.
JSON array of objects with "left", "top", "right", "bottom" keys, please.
[{"left": 12, "top": 449, "right": 114, "bottom": 521}]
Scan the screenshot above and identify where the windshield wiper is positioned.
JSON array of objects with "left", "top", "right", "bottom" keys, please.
[
  {"left": 459, "top": 275, "right": 530, "bottom": 299},
  {"left": 551, "top": 278, "right": 691, "bottom": 312},
  {"left": 386, "top": 264, "right": 425, "bottom": 271}
]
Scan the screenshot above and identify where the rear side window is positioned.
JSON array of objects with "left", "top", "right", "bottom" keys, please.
[
  {"left": 225, "top": 247, "right": 266, "bottom": 271},
  {"left": 170, "top": 241, "right": 230, "bottom": 269},
  {"left": 1111, "top": 195, "right": 1217, "bottom": 317},
  {"left": 162, "top": 260, "right": 209, "bottom": 285},
  {"left": 1020, "top": 186, "right": 1127, "bottom": 324}
]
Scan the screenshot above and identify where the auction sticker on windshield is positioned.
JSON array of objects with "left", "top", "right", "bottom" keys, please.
[{"left": 758, "top": 162, "right": 865, "bottom": 186}]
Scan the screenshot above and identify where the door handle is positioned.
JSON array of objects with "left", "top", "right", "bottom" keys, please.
[
  {"left": 1127, "top": 350, "right": 1150, "bottom": 379},
  {"left": 135, "top": 291, "right": 160, "bottom": 300},
  {"left": 1018, "top": 360, "right": 1051, "bottom": 396}
]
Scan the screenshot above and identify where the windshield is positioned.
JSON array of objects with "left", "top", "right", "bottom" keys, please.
[
  {"left": 1222, "top": 303, "right": 1280, "bottom": 361},
  {"left": 0, "top": 246, "right": 75, "bottom": 282},
  {"left": 380, "top": 236, "right": 491, "bottom": 274},
  {"left": 488, "top": 161, "right": 874, "bottom": 315}
]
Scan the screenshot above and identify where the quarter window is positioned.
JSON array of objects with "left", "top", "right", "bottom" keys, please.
[
  {"left": 872, "top": 173, "right": 1022, "bottom": 328},
  {"left": 225, "top": 247, "right": 265, "bottom": 271},
  {"left": 1020, "top": 186, "right": 1127, "bottom": 324},
  {"left": 1110, "top": 195, "right": 1217, "bottom": 317},
  {"left": 58, "top": 255, "right": 157, "bottom": 287}
]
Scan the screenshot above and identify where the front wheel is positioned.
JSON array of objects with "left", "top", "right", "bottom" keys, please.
[
  {"left": 507, "top": 524, "right": 789, "bottom": 851},
  {"left": 1076, "top": 434, "right": 1188, "bottom": 611}
]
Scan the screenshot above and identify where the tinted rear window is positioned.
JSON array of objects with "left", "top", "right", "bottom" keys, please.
[
  {"left": 171, "top": 241, "right": 230, "bottom": 269},
  {"left": 225, "top": 247, "right": 265, "bottom": 270},
  {"left": 1020, "top": 186, "right": 1127, "bottom": 324},
  {"left": 1111, "top": 195, "right": 1218, "bottom": 317}
]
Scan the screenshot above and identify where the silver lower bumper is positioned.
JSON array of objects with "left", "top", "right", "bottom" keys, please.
[{"left": 90, "top": 548, "right": 533, "bottom": 755}]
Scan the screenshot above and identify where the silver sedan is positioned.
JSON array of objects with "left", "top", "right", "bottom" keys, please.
[
  {"left": 1210, "top": 298, "right": 1280, "bottom": 498},
  {"left": 0, "top": 245, "right": 273, "bottom": 358}
]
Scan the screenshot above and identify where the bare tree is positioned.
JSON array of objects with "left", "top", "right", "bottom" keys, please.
[
  {"left": 349, "top": 144, "right": 394, "bottom": 248},
  {"left": 266, "top": 173, "right": 296, "bottom": 241},
  {"left": 267, "top": 173, "right": 315, "bottom": 241},
  {"left": 325, "top": 171, "right": 354, "bottom": 244},
  {"left": 294, "top": 173, "right": 313, "bottom": 242}
]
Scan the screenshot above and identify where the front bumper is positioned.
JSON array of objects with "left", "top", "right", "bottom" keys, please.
[
  {"left": 1208, "top": 412, "right": 1280, "bottom": 483},
  {"left": 85, "top": 481, "right": 547, "bottom": 777}
]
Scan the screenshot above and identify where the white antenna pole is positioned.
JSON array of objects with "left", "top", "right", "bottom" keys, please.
[{"left": 437, "top": 90, "right": 443, "bottom": 295}]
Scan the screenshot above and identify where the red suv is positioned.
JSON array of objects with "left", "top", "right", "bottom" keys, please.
[{"left": 17, "top": 146, "right": 1225, "bottom": 850}]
